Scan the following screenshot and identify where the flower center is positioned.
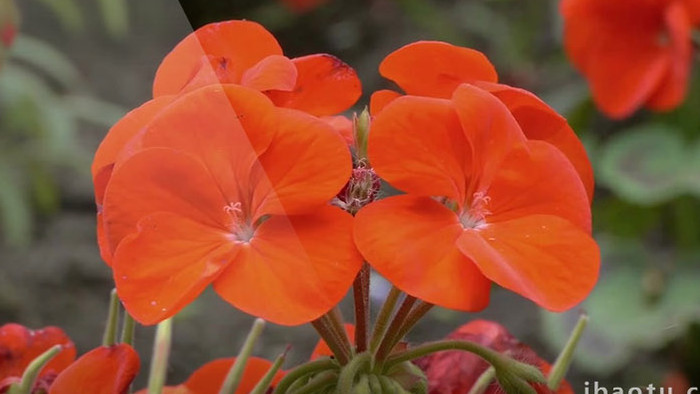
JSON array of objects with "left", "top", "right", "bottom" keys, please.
[
  {"left": 224, "top": 202, "right": 255, "bottom": 243},
  {"left": 459, "top": 192, "right": 491, "bottom": 230}
]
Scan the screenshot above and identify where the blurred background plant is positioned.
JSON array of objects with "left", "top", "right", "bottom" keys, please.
[{"left": 1, "top": 0, "right": 699, "bottom": 390}]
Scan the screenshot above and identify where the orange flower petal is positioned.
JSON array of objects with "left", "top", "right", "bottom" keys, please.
[
  {"left": 451, "top": 84, "right": 526, "bottom": 190},
  {"left": 253, "top": 108, "right": 352, "bottom": 217},
  {"left": 185, "top": 357, "right": 283, "bottom": 393},
  {"left": 646, "top": 1, "right": 692, "bottom": 111},
  {"left": 213, "top": 205, "right": 362, "bottom": 325},
  {"left": 241, "top": 55, "right": 298, "bottom": 92},
  {"left": 113, "top": 212, "right": 238, "bottom": 325},
  {"left": 355, "top": 195, "right": 491, "bottom": 311},
  {"left": 49, "top": 344, "right": 139, "bottom": 394},
  {"left": 485, "top": 141, "right": 591, "bottom": 233},
  {"left": 379, "top": 41, "right": 497, "bottom": 98},
  {"left": 476, "top": 82, "right": 594, "bottom": 201},
  {"left": 457, "top": 215, "right": 600, "bottom": 311},
  {"left": 368, "top": 95, "right": 470, "bottom": 202},
  {"left": 266, "top": 54, "right": 362, "bottom": 116},
  {"left": 561, "top": 0, "right": 670, "bottom": 118},
  {"left": 321, "top": 115, "right": 354, "bottom": 145},
  {"left": 153, "top": 20, "right": 282, "bottom": 97},
  {"left": 311, "top": 324, "right": 356, "bottom": 360},
  {"left": 0, "top": 324, "right": 76, "bottom": 380},
  {"left": 369, "top": 89, "right": 401, "bottom": 115}
]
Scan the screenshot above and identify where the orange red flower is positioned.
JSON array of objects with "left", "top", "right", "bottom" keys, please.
[
  {"left": 134, "top": 357, "right": 284, "bottom": 394},
  {"left": 561, "top": 0, "right": 700, "bottom": 118},
  {"left": 100, "top": 84, "right": 362, "bottom": 326},
  {"left": 370, "top": 41, "right": 594, "bottom": 201},
  {"left": 416, "top": 320, "right": 573, "bottom": 394},
  {"left": 49, "top": 344, "right": 140, "bottom": 394},
  {"left": 354, "top": 83, "right": 599, "bottom": 312}
]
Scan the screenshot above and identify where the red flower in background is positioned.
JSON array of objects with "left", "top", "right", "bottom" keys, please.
[
  {"left": 49, "top": 344, "right": 140, "bottom": 394},
  {"left": 370, "top": 41, "right": 594, "bottom": 201},
  {"left": 355, "top": 84, "right": 599, "bottom": 312},
  {"left": 0, "top": 324, "right": 76, "bottom": 392},
  {"left": 101, "top": 85, "right": 362, "bottom": 326},
  {"left": 416, "top": 320, "right": 573, "bottom": 394},
  {"left": 135, "top": 357, "right": 284, "bottom": 394},
  {"left": 561, "top": 0, "right": 700, "bottom": 119}
]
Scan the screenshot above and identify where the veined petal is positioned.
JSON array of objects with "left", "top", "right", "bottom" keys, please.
[
  {"left": 368, "top": 95, "right": 470, "bottom": 201},
  {"left": 485, "top": 140, "right": 591, "bottom": 233},
  {"left": 379, "top": 41, "right": 497, "bottom": 98},
  {"left": 0, "top": 324, "right": 76, "bottom": 380},
  {"left": 184, "top": 357, "right": 284, "bottom": 393},
  {"left": 153, "top": 20, "right": 282, "bottom": 97},
  {"left": 102, "top": 148, "right": 228, "bottom": 257},
  {"left": 451, "top": 84, "right": 527, "bottom": 191},
  {"left": 266, "top": 54, "right": 362, "bottom": 116},
  {"left": 321, "top": 115, "right": 354, "bottom": 145},
  {"left": 113, "top": 212, "right": 238, "bottom": 325},
  {"left": 49, "top": 344, "right": 139, "bottom": 394},
  {"left": 355, "top": 195, "right": 491, "bottom": 311},
  {"left": 646, "top": 1, "right": 692, "bottom": 111},
  {"left": 241, "top": 55, "right": 298, "bottom": 92},
  {"left": 213, "top": 205, "right": 362, "bottom": 326},
  {"left": 252, "top": 108, "right": 352, "bottom": 217},
  {"left": 476, "top": 81, "right": 594, "bottom": 201},
  {"left": 369, "top": 89, "right": 401, "bottom": 115},
  {"left": 457, "top": 215, "right": 600, "bottom": 312}
]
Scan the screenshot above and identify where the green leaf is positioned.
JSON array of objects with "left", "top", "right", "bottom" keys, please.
[
  {"left": 8, "top": 35, "right": 83, "bottom": 89},
  {"left": 97, "top": 0, "right": 129, "bottom": 39},
  {"left": 684, "top": 140, "right": 700, "bottom": 197},
  {"left": 62, "top": 94, "right": 127, "bottom": 127},
  {"left": 597, "top": 124, "right": 686, "bottom": 205},
  {"left": 541, "top": 237, "right": 700, "bottom": 375},
  {"left": 0, "top": 163, "right": 32, "bottom": 246},
  {"left": 35, "top": 0, "right": 84, "bottom": 33}
]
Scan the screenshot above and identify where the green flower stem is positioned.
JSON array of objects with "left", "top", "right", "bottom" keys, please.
[
  {"left": 219, "top": 318, "right": 266, "bottom": 394},
  {"left": 369, "top": 286, "right": 402, "bottom": 352},
  {"left": 289, "top": 371, "right": 339, "bottom": 394},
  {"left": 102, "top": 288, "right": 120, "bottom": 347},
  {"left": 384, "top": 339, "right": 544, "bottom": 384},
  {"left": 120, "top": 311, "right": 136, "bottom": 346},
  {"left": 328, "top": 307, "right": 353, "bottom": 358},
  {"left": 352, "top": 263, "right": 370, "bottom": 353},
  {"left": 311, "top": 316, "right": 350, "bottom": 365},
  {"left": 250, "top": 346, "right": 289, "bottom": 394},
  {"left": 273, "top": 358, "right": 338, "bottom": 394},
  {"left": 384, "top": 301, "right": 433, "bottom": 356},
  {"left": 147, "top": 318, "right": 173, "bottom": 394},
  {"left": 8, "top": 344, "right": 62, "bottom": 394},
  {"left": 547, "top": 314, "right": 588, "bottom": 390},
  {"left": 468, "top": 367, "right": 496, "bottom": 394},
  {"left": 337, "top": 352, "right": 372, "bottom": 394},
  {"left": 374, "top": 294, "right": 417, "bottom": 363}
]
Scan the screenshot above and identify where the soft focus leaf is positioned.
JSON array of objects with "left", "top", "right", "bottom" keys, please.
[
  {"left": 97, "top": 0, "right": 129, "bottom": 39},
  {"left": 0, "top": 163, "right": 31, "bottom": 246},
  {"left": 35, "top": 0, "right": 84, "bottom": 33},
  {"left": 598, "top": 124, "right": 686, "bottom": 205},
  {"left": 63, "top": 94, "right": 127, "bottom": 127},
  {"left": 9, "top": 35, "right": 82, "bottom": 89},
  {"left": 685, "top": 140, "right": 700, "bottom": 196}
]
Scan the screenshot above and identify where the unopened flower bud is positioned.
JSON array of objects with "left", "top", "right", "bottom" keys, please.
[{"left": 334, "top": 166, "right": 381, "bottom": 215}]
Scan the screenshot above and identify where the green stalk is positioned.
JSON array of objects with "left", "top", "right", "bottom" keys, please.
[
  {"left": 311, "top": 317, "right": 350, "bottom": 365},
  {"left": 352, "top": 263, "right": 370, "bottom": 353},
  {"left": 250, "top": 346, "right": 289, "bottom": 394},
  {"left": 272, "top": 359, "right": 338, "bottom": 394},
  {"left": 120, "top": 311, "right": 136, "bottom": 346},
  {"left": 337, "top": 352, "right": 372, "bottom": 394},
  {"left": 382, "top": 301, "right": 433, "bottom": 357},
  {"left": 102, "top": 288, "right": 120, "bottom": 347},
  {"left": 547, "top": 314, "right": 588, "bottom": 390},
  {"left": 374, "top": 295, "right": 417, "bottom": 363},
  {"left": 147, "top": 318, "right": 173, "bottom": 394},
  {"left": 369, "top": 286, "right": 402, "bottom": 352},
  {"left": 219, "top": 318, "right": 266, "bottom": 394},
  {"left": 289, "top": 371, "right": 339, "bottom": 394},
  {"left": 8, "top": 345, "right": 62, "bottom": 394},
  {"left": 467, "top": 367, "right": 496, "bottom": 394},
  {"left": 327, "top": 308, "right": 353, "bottom": 357}
]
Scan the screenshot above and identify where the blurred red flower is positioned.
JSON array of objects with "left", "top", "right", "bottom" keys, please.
[
  {"left": 355, "top": 84, "right": 599, "bottom": 312},
  {"left": 49, "top": 344, "right": 139, "bottom": 394},
  {"left": 561, "top": 0, "right": 700, "bottom": 118},
  {"left": 0, "top": 324, "right": 76, "bottom": 392},
  {"left": 416, "top": 320, "right": 573, "bottom": 394},
  {"left": 135, "top": 357, "right": 284, "bottom": 394},
  {"left": 100, "top": 84, "right": 362, "bottom": 325},
  {"left": 370, "top": 41, "right": 594, "bottom": 201},
  {"left": 280, "top": 0, "right": 328, "bottom": 13}
]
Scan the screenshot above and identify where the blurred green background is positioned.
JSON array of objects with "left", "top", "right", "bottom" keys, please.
[{"left": 1, "top": 0, "right": 700, "bottom": 390}]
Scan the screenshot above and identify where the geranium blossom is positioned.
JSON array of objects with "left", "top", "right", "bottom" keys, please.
[
  {"left": 370, "top": 41, "right": 594, "bottom": 201},
  {"left": 49, "top": 344, "right": 140, "bottom": 394},
  {"left": 354, "top": 84, "right": 599, "bottom": 311},
  {"left": 135, "top": 357, "right": 285, "bottom": 394},
  {"left": 561, "top": 0, "right": 700, "bottom": 118},
  {"left": 101, "top": 84, "right": 362, "bottom": 325},
  {"left": 0, "top": 324, "right": 76, "bottom": 392},
  {"left": 415, "top": 320, "right": 574, "bottom": 394}
]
